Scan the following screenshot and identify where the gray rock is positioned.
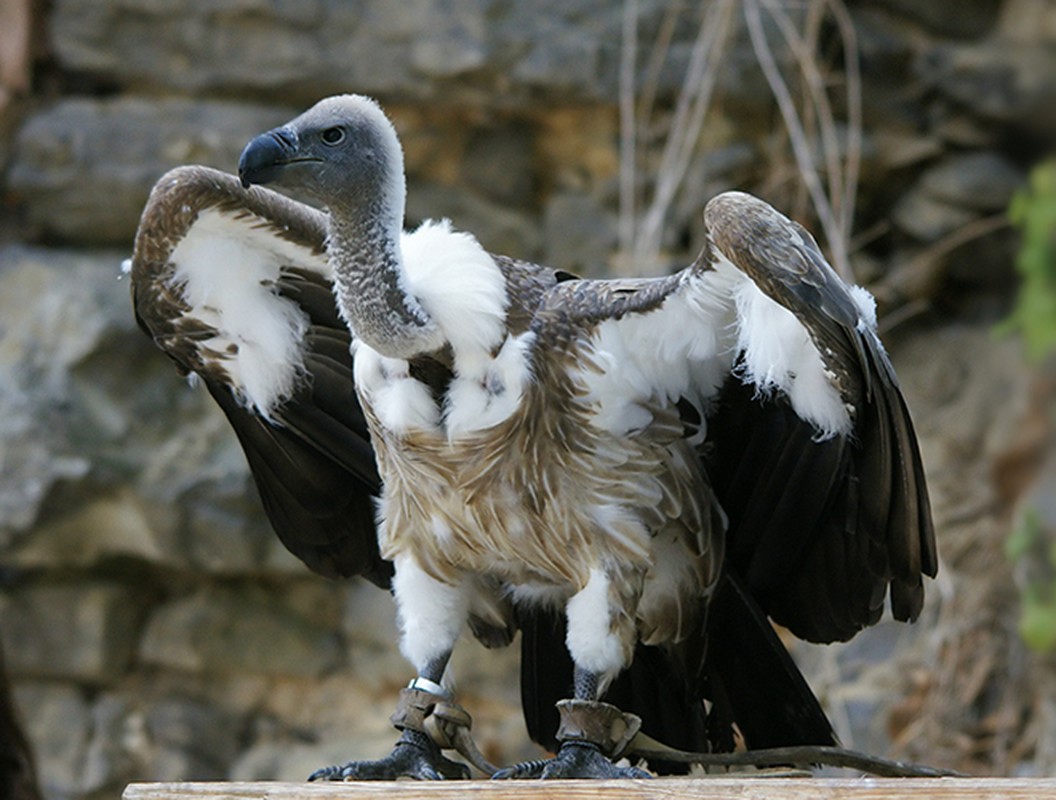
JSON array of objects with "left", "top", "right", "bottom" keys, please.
[
  {"left": 859, "top": 0, "right": 1003, "bottom": 39},
  {"left": 407, "top": 181, "right": 541, "bottom": 259},
  {"left": 461, "top": 123, "right": 536, "bottom": 206},
  {"left": 139, "top": 585, "right": 342, "bottom": 677},
  {"left": 409, "top": 3, "right": 489, "bottom": 78},
  {"left": 999, "top": 0, "right": 1056, "bottom": 44},
  {"left": 918, "top": 42, "right": 1056, "bottom": 129},
  {"left": 340, "top": 583, "right": 407, "bottom": 690},
  {"left": 49, "top": 0, "right": 339, "bottom": 97},
  {"left": 853, "top": 8, "right": 917, "bottom": 78},
  {"left": 145, "top": 696, "right": 242, "bottom": 780},
  {"left": 13, "top": 683, "right": 92, "bottom": 796},
  {"left": 0, "top": 246, "right": 132, "bottom": 540},
  {"left": 231, "top": 733, "right": 394, "bottom": 783},
  {"left": 81, "top": 692, "right": 146, "bottom": 795},
  {"left": 0, "top": 244, "right": 275, "bottom": 581},
  {"left": 342, "top": 581, "right": 398, "bottom": 649},
  {"left": 509, "top": 30, "right": 605, "bottom": 97},
  {"left": 8, "top": 97, "right": 295, "bottom": 243},
  {"left": 43, "top": 0, "right": 457, "bottom": 100},
  {"left": 869, "top": 129, "right": 943, "bottom": 172},
  {"left": 933, "top": 112, "right": 1003, "bottom": 148},
  {"left": 890, "top": 184, "right": 978, "bottom": 242},
  {"left": 10, "top": 491, "right": 167, "bottom": 570},
  {"left": 919, "top": 151, "right": 1024, "bottom": 212},
  {"left": 0, "top": 582, "right": 142, "bottom": 683},
  {"left": 889, "top": 151, "right": 1025, "bottom": 242},
  {"left": 46, "top": 0, "right": 724, "bottom": 107},
  {"left": 543, "top": 192, "right": 617, "bottom": 276},
  {"left": 944, "top": 225, "right": 1017, "bottom": 291}
]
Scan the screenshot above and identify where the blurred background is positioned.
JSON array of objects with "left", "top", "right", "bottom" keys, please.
[{"left": 1, "top": 0, "right": 1055, "bottom": 797}]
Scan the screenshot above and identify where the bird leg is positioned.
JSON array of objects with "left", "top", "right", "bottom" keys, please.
[
  {"left": 308, "top": 656, "right": 470, "bottom": 781},
  {"left": 496, "top": 569, "right": 653, "bottom": 779},
  {"left": 493, "top": 666, "right": 651, "bottom": 779}
]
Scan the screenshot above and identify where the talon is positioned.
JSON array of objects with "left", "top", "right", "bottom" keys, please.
[
  {"left": 492, "top": 758, "right": 549, "bottom": 780},
  {"left": 308, "top": 729, "right": 469, "bottom": 781},
  {"left": 495, "top": 741, "right": 652, "bottom": 780},
  {"left": 307, "top": 764, "right": 342, "bottom": 782}
]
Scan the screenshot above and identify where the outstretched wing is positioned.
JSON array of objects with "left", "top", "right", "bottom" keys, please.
[
  {"left": 131, "top": 166, "right": 389, "bottom": 586},
  {"left": 522, "top": 190, "right": 935, "bottom": 750},
  {"left": 703, "top": 191, "right": 936, "bottom": 643},
  {"left": 529, "top": 190, "right": 935, "bottom": 641}
]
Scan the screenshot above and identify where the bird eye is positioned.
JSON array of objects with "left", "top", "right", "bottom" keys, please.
[{"left": 321, "top": 126, "right": 345, "bottom": 145}]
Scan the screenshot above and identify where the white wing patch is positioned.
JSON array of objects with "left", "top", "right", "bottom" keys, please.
[
  {"left": 850, "top": 284, "right": 879, "bottom": 331},
  {"left": 718, "top": 253, "right": 851, "bottom": 438},
  {"left": 573, "top": 254, "right": 855, "bottom": 441},
  {"left": 168, "top": 208, "right": 330, "bottom": 418},
  {"left": 577, "top": 270, "right": 739, "bottom": 438}
]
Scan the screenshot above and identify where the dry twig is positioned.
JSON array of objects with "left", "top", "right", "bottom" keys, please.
[{"left": 618, "top": 0, "right": 863, "bottom": 282}]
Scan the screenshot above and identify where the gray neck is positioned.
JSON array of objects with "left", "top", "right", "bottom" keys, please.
[{"left": 328, "top": 202, "right": 443, "bottom": 359}]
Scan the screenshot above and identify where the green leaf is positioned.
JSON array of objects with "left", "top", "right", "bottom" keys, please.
[
  {"left": 1020, "top": 596, "right": 1056, "bottom": 652},
  {"left": 1003, "top": 160, "right": 1056, "bottom": 361}
]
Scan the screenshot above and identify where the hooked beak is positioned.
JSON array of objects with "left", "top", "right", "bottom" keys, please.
[{"left": 238, "top": 128, "right": 299, "bottom": 189}]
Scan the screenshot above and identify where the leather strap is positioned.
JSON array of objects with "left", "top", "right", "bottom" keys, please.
[{"left": 554, "top": 699, "right": 643, "bottom": 759}]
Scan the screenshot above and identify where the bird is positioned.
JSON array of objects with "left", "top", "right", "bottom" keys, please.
[{"left": 129, "top": 93, "right": 936, "bottom": 780}]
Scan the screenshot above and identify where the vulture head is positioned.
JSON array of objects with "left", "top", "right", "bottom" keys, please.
[
  {"left": 239, "top": 94, "right": 406, "bottom": 226},
  {"left": 239, "top": 94, "right": 440, "bottom": 359}
]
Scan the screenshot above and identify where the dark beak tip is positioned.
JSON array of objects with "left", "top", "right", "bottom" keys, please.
[{"left": 238, "top": 129, "right": 289, "bottom": 189}]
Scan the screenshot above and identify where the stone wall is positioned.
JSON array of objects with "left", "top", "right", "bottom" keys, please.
[{"left": 1, "top": 1, "right": 1054, "bottom": 797}]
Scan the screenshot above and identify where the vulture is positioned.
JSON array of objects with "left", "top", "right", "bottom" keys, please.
[{"left": 130, "top": 94, "right": 936, "bottom": 780}]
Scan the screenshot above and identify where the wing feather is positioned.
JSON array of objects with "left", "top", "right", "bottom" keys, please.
[
  {"left": 131, "top": 166, "right": 387, "bottom": 585},
  {"left": 703, "top": 191, "right": 936, "bottom": 642}
]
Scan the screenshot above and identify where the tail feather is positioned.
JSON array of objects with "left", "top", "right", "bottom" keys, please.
[
  {"left": 703, "top": 572, "right": 836, "bottom": 749},
  {"left": 518, "top": 571, "right": 834, "bottom": 772}
]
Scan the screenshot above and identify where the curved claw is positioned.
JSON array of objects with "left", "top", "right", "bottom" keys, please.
[
  {"left": 492, "top": 757, "right": 549, "bottom": 780},
  {"left": 308, "top": 729, "right": 470, "bottom": 782},
  {"left": 493, "top": 741, "right": 653, "bottom": 780}
]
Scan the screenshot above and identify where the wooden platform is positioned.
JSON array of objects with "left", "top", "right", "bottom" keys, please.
[{"left": 123, "top": 778, "right": 1056, "bottom": 800}]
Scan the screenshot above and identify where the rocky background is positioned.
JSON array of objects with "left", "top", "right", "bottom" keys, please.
[{"left": 1, "top": 1, "right": 1055, "bottom": 797}]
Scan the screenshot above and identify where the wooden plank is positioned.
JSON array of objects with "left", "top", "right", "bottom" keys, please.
[{"left": 123, "top": 778, "right": 1056, "bottom": 800}]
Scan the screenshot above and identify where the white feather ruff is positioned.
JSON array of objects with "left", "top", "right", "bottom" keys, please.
[
  {"left": 444, "top": 332, "right": 535, "bottom": 439},
  {"left": 400, "top": 219, "right": 508, "bottom": 359},
  {"left": 169, "top": 208, "right": 330, "bottom": 418},
  {"left": 353, "top": 342, "right": 441, "bottom": 434},
  {"left": 359, "top": 219, "right": 531, "bottom": 439},
  {"left": 850, "top": 284, "right": 879, "bottom": 331}
]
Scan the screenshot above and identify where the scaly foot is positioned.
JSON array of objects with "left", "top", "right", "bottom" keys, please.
[
  {"left": 492, "top": 741, "right": 652, "bottom": 780},
  {"left": 308, "top": 729, "right": 470, "bottom": 781}
]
